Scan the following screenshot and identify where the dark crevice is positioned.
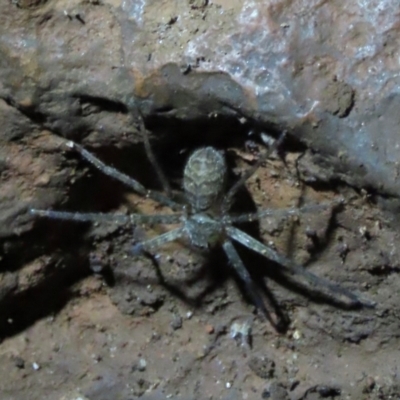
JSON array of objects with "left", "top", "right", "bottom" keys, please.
[
  {"left": 0, "top": 254, "right": 89, "bottom": 340},
  {"left": 74, "top": 94, "right": 128, "bottom": 114},
  {"left": 2, "top": 95, "right": 47, "bottom": 124},
  {"left": 152, "top": 105, "right": 175, "bottom": 114},
  {"left": 143, "top": 114, "right": 283, "bottom": 181},
  {"left": 368, "top": 264, "right": 400, "bottom": 276}
]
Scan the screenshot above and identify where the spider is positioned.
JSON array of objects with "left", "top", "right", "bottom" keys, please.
[{"left": 30, "top": 120, "right": 374, "bottom": 320}]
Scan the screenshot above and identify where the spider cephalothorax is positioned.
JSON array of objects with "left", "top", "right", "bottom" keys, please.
[{"left": 30, "top": 121, "right": 375, "bottom": 321}]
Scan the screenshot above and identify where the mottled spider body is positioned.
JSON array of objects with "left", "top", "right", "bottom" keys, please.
[
  {"left": 179, "top": 147, "right": 227, "bottom": 249},
  {"left": 30, "top": 123, "right": 374, "bottom": 321},
  {"left": 183, "top": 146, "right": 227, "bottom": 213}
]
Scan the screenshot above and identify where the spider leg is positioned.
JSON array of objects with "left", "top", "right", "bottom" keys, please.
[
  {"left": 225, "top": 200, "right": 341, "bottom": 224},
  {"left": 226, "top": 226, "right": 376, "bottom": 308},
  {"left": 65, "top": 141, "right": 182, "bottom": 210},
  {"left": 221, "top": 131, "right": 286, "bottom": 213},
  {"left": 132, "top": 226, "right": 185, "bottom": 255},
  {"left": 222, "top": 239, "right": 271, "bottom": 320},
  {"left": 29, "top": 209, "right": 182, "bottom": 225},
  {"left": 137, "top": 115, "right": 173, "bottom": 199}
]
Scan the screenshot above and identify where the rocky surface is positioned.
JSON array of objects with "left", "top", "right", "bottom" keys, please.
[{"left": 1, "top": 1, "right": 400, "bottom": 399}]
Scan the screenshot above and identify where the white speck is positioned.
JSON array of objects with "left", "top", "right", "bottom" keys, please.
[
  {"left": 293, "top": 329, "right": 301, "bottom": 340},
  {"left": 261, "top": 132, "right": 276, "bottom": 147},
  {"left": 65, "top": 141, "right": 74, "bottom": 148},
  {"left": 186, "top": 311, "right": 193, "bottom": 319},
  {"left": 138, "top": 358, "right": 147, "bottom": 371},
  {"left": 226, "top": 382, "right": 232, "bottom": 389},
  {"left": 230, "top": 320, "right": 252, "bottom": 348},
  {"left": 32, "top": 362, "right": 40, "bottom": 371}
]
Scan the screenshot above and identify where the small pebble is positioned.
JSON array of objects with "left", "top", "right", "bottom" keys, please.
[
  {"left": 170, "top": 315, "right": 183, "bottom": 330},
  {"left": 293, "top": 329, "right": 301, "bottom": 340},
  {"left": 205, "top": 324, "right": 214, "bottom": 334},
  {"left": 138, "top": 358, "right": 147, "bottom": 372},
  {"left": 89, "top": 253, "right": 104, "bottom": 273},
  {"left": 230, "top": 320, "right": 252, "bottom": 348},
  {"left": 32, "top": 362, "right": 40, "bottom": 371},
  {"left": 14, "top": 357, "right": 25, "bottom": 369},
  {"left": 261, "top": 389, "right": 271, "bottom": 399},
  {"left": 186, "top": 311, "right": 193, "bottom": 319}
]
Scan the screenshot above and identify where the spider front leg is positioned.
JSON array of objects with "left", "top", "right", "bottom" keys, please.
[
  {"left": 225, "top": 200, "right": 343, "bottom": 224},
  {"left": 136, "top": 115, "right": 173, "bottom": 199},
  {"left": 226, "top": 226, "right": 376, "bottom": 308},
  {"left": 221, "top": 131, "right": 286, "bottom": 213},
  {"left": 132, "top": 227, "right": 186, "bottom": 256},
  {"left": 29, "top": 209, "right": 183, "bottom": 225},
  {"left": 64, "top": 141, "right": 182, "bottom": 211},
  {"left": 223, "top": 239, "right": 277, "bottom": 323}
]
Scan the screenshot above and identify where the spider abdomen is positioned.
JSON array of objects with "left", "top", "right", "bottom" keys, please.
[{"left": 183, "top": 147, "right": 227, "bottom": 212}]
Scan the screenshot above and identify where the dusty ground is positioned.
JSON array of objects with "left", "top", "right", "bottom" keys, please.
[
  {"left": 1, "top": 126, "right": 400, "bottom": 400},
  {"left": 2, "top": 1, "right": 400, "bottom": 400}
]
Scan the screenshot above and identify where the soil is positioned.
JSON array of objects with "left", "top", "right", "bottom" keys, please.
[{"left": 1, "top": 132, "right": 400, "bottom": 400}]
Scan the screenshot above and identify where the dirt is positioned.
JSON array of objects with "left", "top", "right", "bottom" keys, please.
[{"left": 1, "top": 129, "right": 400, "bottom": 400}]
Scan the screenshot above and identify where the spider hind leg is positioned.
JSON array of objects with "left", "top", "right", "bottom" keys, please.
[
  {"left": 222, "top": 239, "right": 286, "bottom": 330},
  {"left": 226, "top": 226, "right": 376, "bottom": 309}
]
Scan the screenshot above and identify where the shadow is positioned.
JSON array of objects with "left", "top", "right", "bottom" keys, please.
[
  {"left": 144, "top": 114, "right": 286, "bottom": 183},
  {"left": 0, "top": 134, "right": 182, "bottom": 339},
  {"left": 147, "top": 247, "right": 230, "bottom": 308},
  {"left": 224, "top": 173, "right": 291, "bottom": 332},
  {"left": 0, "top": 243, "right": 90, "bottom": 339},
  {"left": 231, "top": 192, "right": 367, "bottom": 313}
]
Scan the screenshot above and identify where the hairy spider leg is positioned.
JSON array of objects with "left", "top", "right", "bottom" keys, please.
[
  {"left": 132, "top": 226, "right": 186, "bottom": 255},
  {"left": 226, "top": 226, "right": 376, "bottom": 308},
  {"left": 65, "top": 141, "right": 182, "bottom": 211},
  {"left": 223, "top": 239, "right": 274, "bottom": 320},
  {"left": 29, "top": 209, "right": 182, "bottom": 225},
  {"left": 225, "top": 201, "right": 341, "bottom": 224},
  {"left": 221, "top": 131, "right": 287, "bottom": 213},
  {"left": 136, "top": 115, "right": 173, "bottom": 199}
]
